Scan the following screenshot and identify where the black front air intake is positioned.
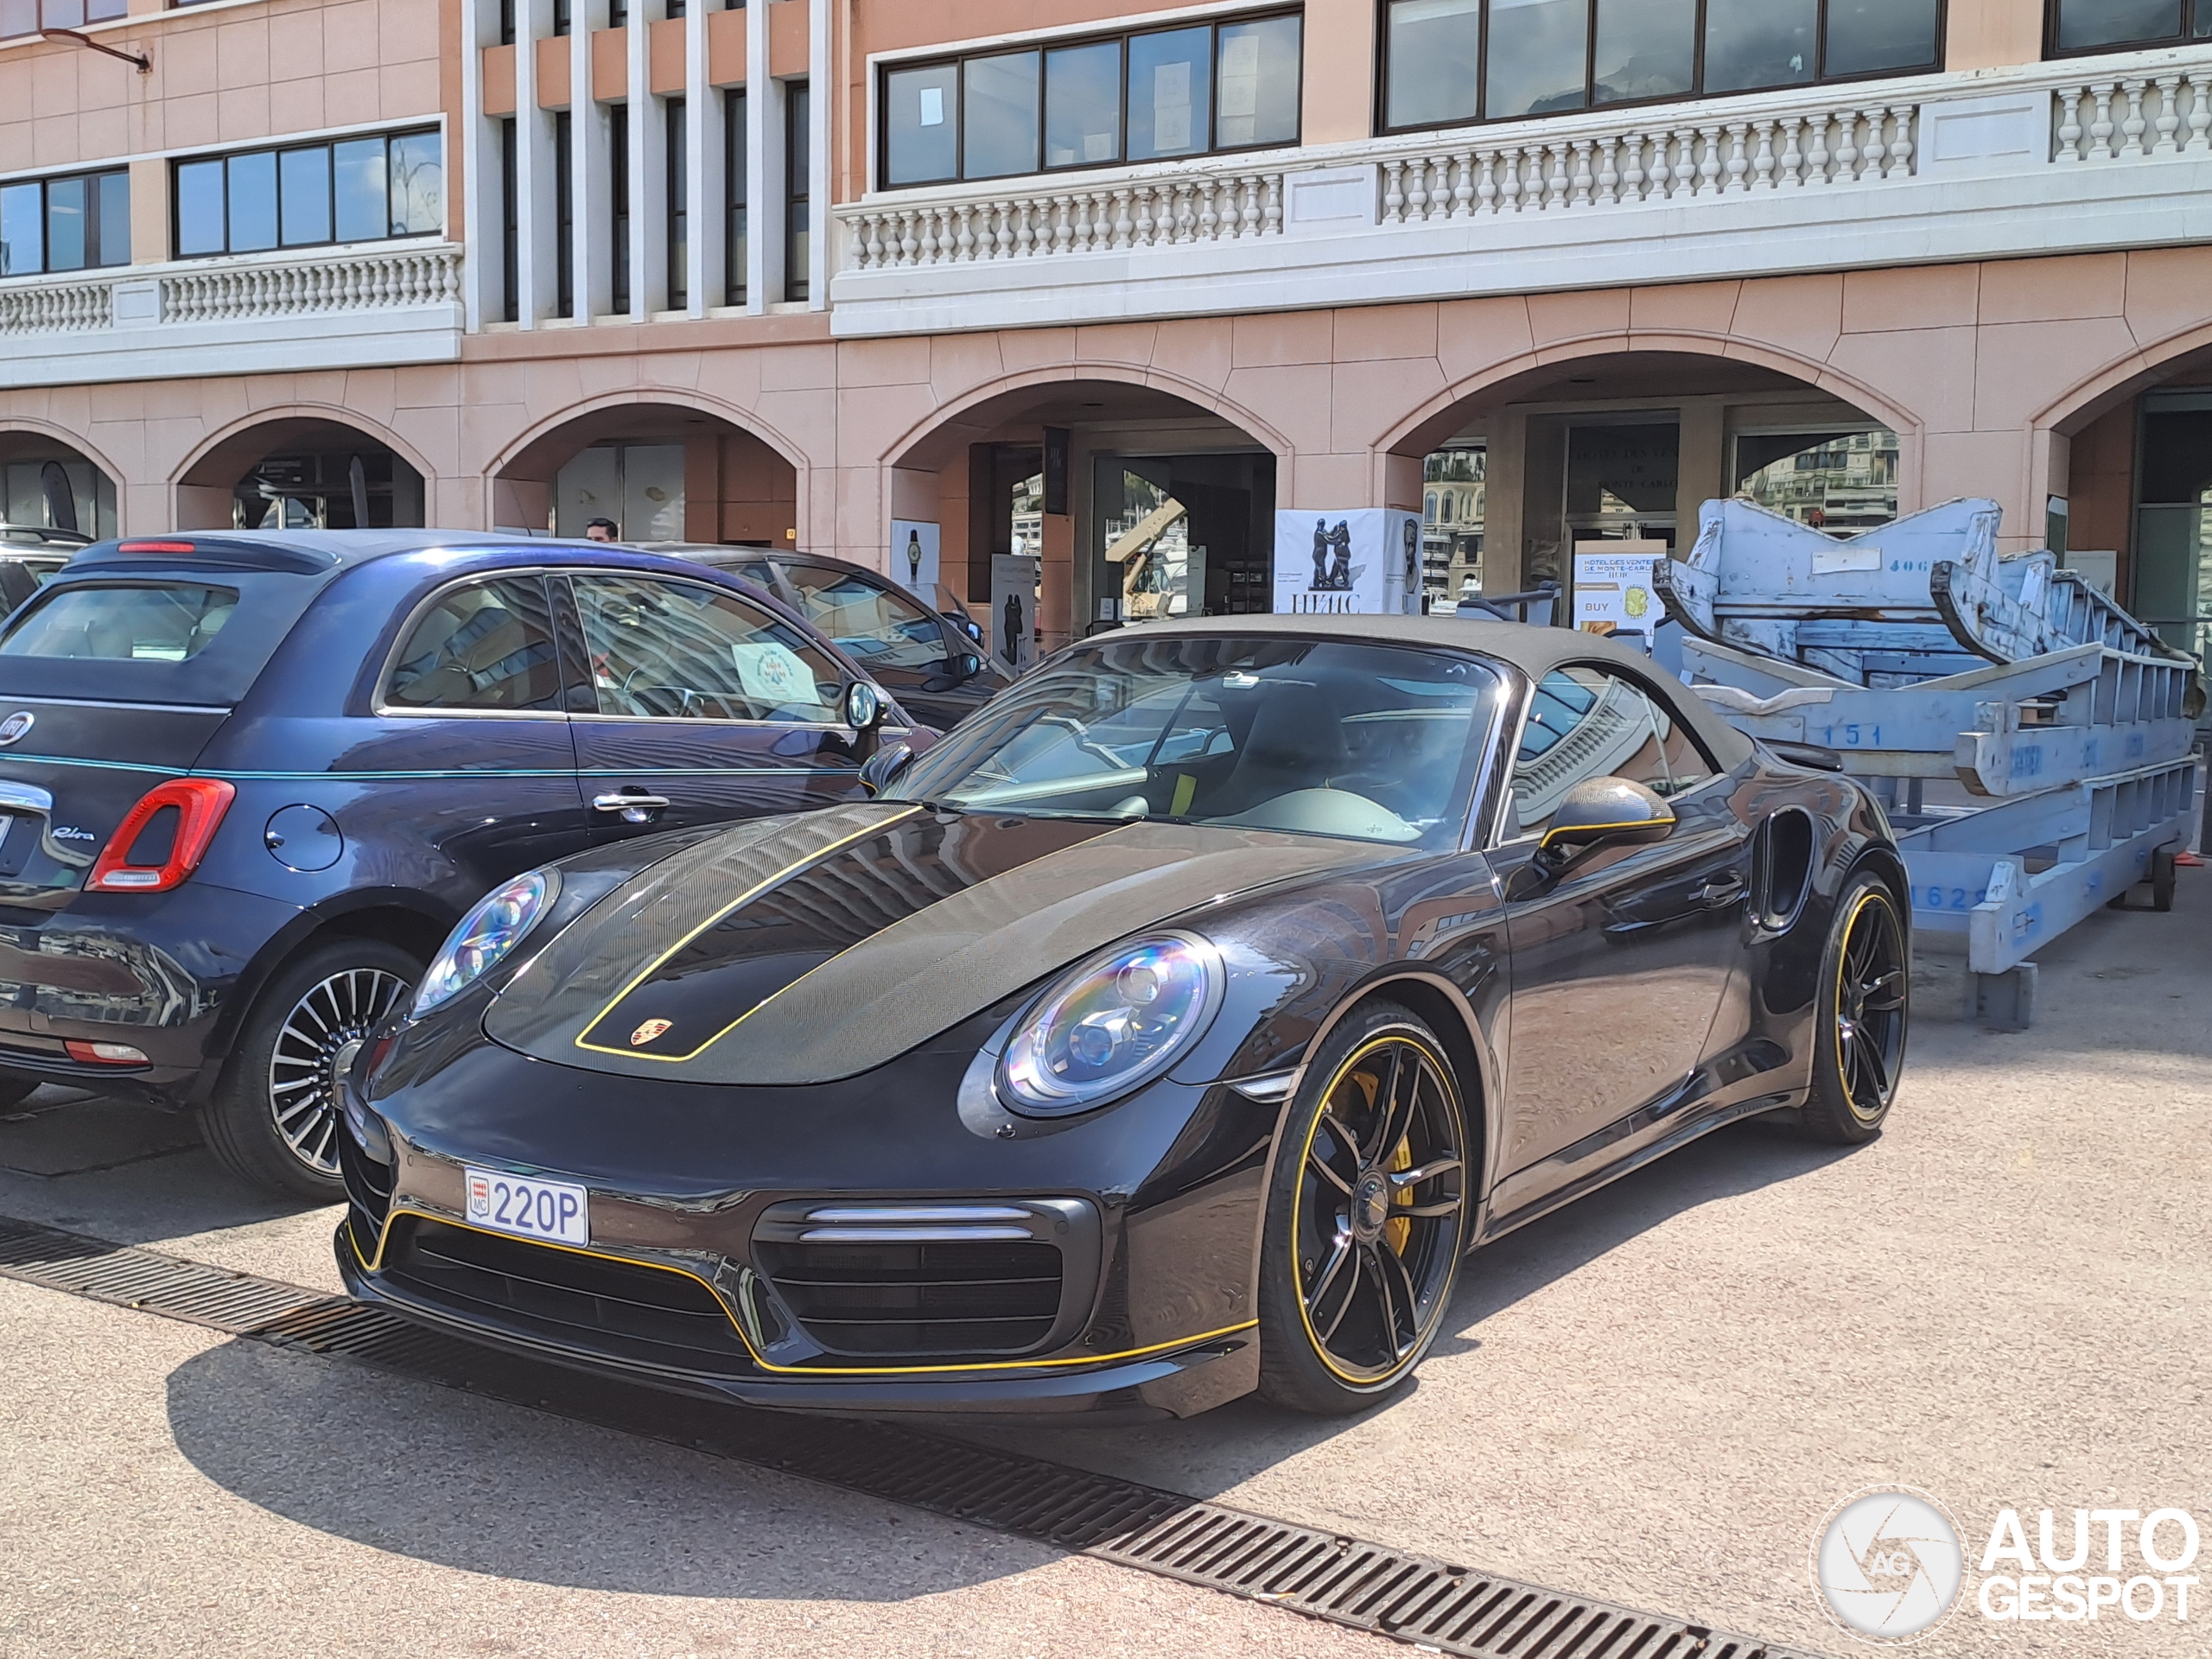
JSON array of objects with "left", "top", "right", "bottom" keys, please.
[
  {"left": 378, "top": 1216, "right": 755, "bottom": 1376},
  {"left": 750, "top": 1198, "right": 1100, "bottom": 1360}
]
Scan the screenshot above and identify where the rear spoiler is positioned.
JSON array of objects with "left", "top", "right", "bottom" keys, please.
[{"left": 77, "top": 539, "right": 338, "bottom": 576}]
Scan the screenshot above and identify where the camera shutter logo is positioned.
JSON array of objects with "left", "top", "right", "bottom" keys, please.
[
  {"left": 1813, "top": 1487, "right": 1965, "bottom": 1643},
  {"left": 0, "top": 711, "right": 33, "bottom": 747}
]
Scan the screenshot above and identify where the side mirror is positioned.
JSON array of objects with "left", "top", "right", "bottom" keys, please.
[
  {"left": 843, "top": 679, "right": 887, "bottom": 733},
  {"left": 859, "top": 741, "right": 915, "bottom": 798},
  {"left": 954, "top": 652, "right": 982, "bottom": 682},
  {"left": 943, "top": 609, "right": 983, "bottom": 644},
  {"left": 1535, "top": 777, "right": 1675, "bottom": 870}
]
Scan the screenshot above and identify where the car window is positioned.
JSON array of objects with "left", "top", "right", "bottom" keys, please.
[
  {"left": 0, "top": 582, "right": 238, "bottom": 663},
  {"left": 570, "top": 573, "right": 844, "bottom": 723},
  {"left": 779, "top": 564, "right": 948, "bottom": 671},
  {"left": 1505, "top": 665, "right": 1717, "bottom": 837},
  {"left": 385, "top": 577, "right": 564, "bottom": 712}
]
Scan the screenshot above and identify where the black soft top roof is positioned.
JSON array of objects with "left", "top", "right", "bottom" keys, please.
[{"left": 1085, "top": 613, "right": 1754, "bottom": 767}]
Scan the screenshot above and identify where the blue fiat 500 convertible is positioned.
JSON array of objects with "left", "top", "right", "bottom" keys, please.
[{"left": 0, "top": 531, "right": 919, "bottom": 1197}]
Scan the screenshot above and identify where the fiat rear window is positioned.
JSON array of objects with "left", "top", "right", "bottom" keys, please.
[{"left": 0, "top": 583, "right": 238, "bottom": 663}]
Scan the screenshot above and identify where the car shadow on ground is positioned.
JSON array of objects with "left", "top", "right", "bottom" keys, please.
[
  {"left": 162, "top": 1335, "right": 1055, "bottom": 1599},
  {"left": 948, "top": 1113, "right": 1860, "bottom": 1497}
]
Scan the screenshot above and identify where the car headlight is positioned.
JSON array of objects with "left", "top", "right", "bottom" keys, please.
[
  {"left": 414, "top": 868, "right": 558, "bottom": 1017},
  {"left": 997, "top": 932, "right": 1224, "bottom": 1116}
]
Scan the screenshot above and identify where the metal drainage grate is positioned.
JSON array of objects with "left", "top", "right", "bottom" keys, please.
[{"left": 0, "top": 1214, "right": 1828, "bottom": 1659}]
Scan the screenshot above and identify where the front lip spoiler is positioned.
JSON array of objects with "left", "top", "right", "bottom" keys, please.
[{"left": 336, "top": 1223, "right": 1249, "bottom": 1420}]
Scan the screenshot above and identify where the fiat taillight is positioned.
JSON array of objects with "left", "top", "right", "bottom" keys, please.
[{"left": 86, "top": 779, "right": 236, "bottom": 893}]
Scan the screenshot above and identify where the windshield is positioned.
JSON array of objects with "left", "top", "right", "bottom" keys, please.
[
  {"left": 890, "top": 635, "right": 1501, "bottom": 848},
  {"left": 0, "top": 582, "right": 238, "bottom": 663}
]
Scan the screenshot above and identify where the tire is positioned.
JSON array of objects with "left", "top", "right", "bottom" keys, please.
[
  {"left": 0, "top": 1074, "right": 40, "bottom": 1112},
  {"left": 200, "top": 939, "right": 419, "bottom": 1199},
  {"left": 1256, "top": 1001, "right": 1473, "bottom": 1414},
  {"left": 1800, "top": 871, "right": 1909, "bottom": 1146}
]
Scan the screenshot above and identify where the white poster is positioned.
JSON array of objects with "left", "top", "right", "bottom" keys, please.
[
  {"left": 1571, "top": 543, "right": 1670, "bottom": 653},
  {"left": 1272, "top": 510, "right": 1424, "bottom": 615},
  {"left": 990, "top": 553, "right": 1039, "bottom": 672},
  {"left": 890, "top": 519, "right": 941, "bottom": 601}
]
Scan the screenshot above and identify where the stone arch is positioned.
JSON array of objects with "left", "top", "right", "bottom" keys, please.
[
  {"left": 486, "top": 391, "right": 805, "bottom": 544},
  {"left": 173, "top": 405, "right": 442, "bottom": 532},
  {"left": 0, "top": 417, "right": 129, "bottom": 538}
]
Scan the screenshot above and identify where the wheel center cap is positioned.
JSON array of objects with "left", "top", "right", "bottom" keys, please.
[{"left": 1351, "top": 1170, "right": 1393, "bottom": 1241}]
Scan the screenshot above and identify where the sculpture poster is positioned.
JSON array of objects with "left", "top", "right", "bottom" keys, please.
[
  {"left": 1271, "top": 510, "right": 1424, "bottom": 614},
  {"left": 990, "top": 553, "right": 1039, "bottom": 671}
]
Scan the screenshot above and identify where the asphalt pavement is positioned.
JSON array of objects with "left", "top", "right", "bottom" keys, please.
[{"left": 2, "top": 867, "right": 2207, "bottom": 1658}]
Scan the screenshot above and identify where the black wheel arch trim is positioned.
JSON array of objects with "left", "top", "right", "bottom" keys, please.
[{"left": 196, "top": 887, "right": 459, "bottom": 1083}]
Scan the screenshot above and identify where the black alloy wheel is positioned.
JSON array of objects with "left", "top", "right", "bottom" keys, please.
[
  {"left": 1258, "top": 1001, "right": 1471, "bottom": 1414},
  {"left": 201, "top": 938, "right": 420, "bottom": 1199},
  {"left": 1802, "top": 871, "right": 1909, "bottom": 1144}
]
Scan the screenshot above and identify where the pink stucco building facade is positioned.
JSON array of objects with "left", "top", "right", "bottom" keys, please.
[{"left": 2, "top": 0, "right": 2209, "bottom": 652}]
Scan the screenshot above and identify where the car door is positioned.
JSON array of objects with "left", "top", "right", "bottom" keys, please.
[
  {"left": 772, "top": 560, "right": 988, "bottom": 728},
  {"left": 560, "top": 569, "right": 868, "bottom": 842},
  {"left": 366, "top": 572, "right": 597, "bottom": 898},
  {"left": 1487, "top": 664, "right": 1751, "bottom": 1210}
]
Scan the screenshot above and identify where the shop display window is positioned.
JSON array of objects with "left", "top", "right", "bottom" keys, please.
[{"left": 171, "top": 130, "right": 442, "bottom": 259}]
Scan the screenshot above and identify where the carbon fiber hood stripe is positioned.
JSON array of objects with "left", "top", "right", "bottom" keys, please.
[{"left": 487, "top": 810, "right": 1390, "bottom": 1084}]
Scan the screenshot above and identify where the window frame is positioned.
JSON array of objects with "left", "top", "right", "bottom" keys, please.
[
  {"left": 1490, "top": 659, "right": 1726, "bottom": 847},
  {"left": 726, "top": 86, "right": 748, "bottom": 305},
  {"left": 786, "top": 79, "right": 810, "bottom": 302},
  {"left": 874, "top": 7, "right": 1305, "bottom": 191},
  {"left": 563, "top": 569, "right": 862, "bottom": 728},
  {"left": 1375, "top": 0, "right": 1948, "bottom": 138},
  {"left": 666, "top": 96, "right": 688, "bottom": 309},
  {"left": 0, "top": 166, "right": 130, "bottom": 277},
  {"left": 2044, "top": 0, "right": 2206, "bottom": 58},
  {"left": 167, "top": 126, "right": 445, "bottom": 261}
]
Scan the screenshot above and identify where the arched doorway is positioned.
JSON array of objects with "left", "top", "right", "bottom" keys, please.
[
  {"left": 1387, "top": 351, "right": 1909, "bottom": 607},
  {"left": 890, "top": 378, "right": 1280, "bottom": 658},
  {"left": 175, "top": 417, "right": 427, "bottom": 531},
  {"left": 0, "top": 431, "right": 117, "bottom": 539},
  {"left": 492, "top": 404, "right": 797, "bottom": 545}
]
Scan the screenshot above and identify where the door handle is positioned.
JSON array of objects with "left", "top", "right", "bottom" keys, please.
[
  {"left": 593, "top": 791, "right": 671, "bottom": 824},
  {"left": 1693, "top": 876, "right": 1746, "bottom": 907}
]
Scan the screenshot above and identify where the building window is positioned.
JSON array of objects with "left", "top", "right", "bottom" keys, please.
[
  {"left": 499, "top": 0, "right": 515, "bottom": 44},
  {"left": 2049, "top": 0, "right": 2210, "bottom": 54},
  {"left": 553, "top": 0, "right": 569, "bottom": 35},
  {"left": 499, "top": 118, "right": 519, "bottom": 322},
  {"left": 172, "top": 130, "right": 442, "bottom": 258},
  {"left": 610, "top": 105, "right": 631, "bottom": 313},
  {"left": 609, "top": 0, "right": 626, "bottom": 26},
  {"left": 785, "top": 79, "right": 808, "bottom": 302},
  {"left": 1381, "top": 0, "right": 1940, "bottom": 132},
  {"left": 880, "top": 10, "right": 1300, "bottom": 188},
  {"left": 666, "top": 98, "right": 688, "bottom": 308},
  {"left": 666, "top": 0, "right": 683, "bottom": 15},
  {"left": 0, "top": 168, "right": 129, "bottom": 275},
  {"left": 726, "top": 87, "right": 747, "bottom": 304},
  {"left": 1421, "top": 447, "right": 1486, "bottom": 601},
  {"left": 555, "top": 111, "right": 575, "bottom": 315},
  {"left": 0, "top": 0, "right": 125, "bottom": 44}
]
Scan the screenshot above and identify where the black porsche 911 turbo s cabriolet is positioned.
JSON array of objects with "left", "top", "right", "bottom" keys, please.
[{"left": 338, "top": 615, "right": 1909, "bottom": 1421}]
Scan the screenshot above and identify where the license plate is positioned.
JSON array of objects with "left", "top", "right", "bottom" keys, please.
[{"left": 463, "top": 1166, "right": 589, "bottom": 1247}]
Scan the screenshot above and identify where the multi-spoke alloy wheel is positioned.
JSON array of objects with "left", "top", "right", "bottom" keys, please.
[
  {"left": 269, "top": 967, "right": 411, "bottom": 1175},
  {"left": 200, "top": 939, "right": 422, "bottom": 1199},
  {"left": 1803, "top": 872, "right": 1910, "bottom": 1144},
  {"left": 1258, "top": 1002, "right": 1471, "bottom": 1413}
]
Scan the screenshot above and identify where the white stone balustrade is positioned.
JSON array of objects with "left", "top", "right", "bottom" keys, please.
[
  {"left": 2052, "top": 72, "right": 2212, "bottom": 161},
  {"left": 0, "top": 243, "right": 465, "bottom": 389},
  {"left": 843, "top": 171, "right": 1285, "bottom": 270},
  {"left": 0, "top": 278, "right": 113, "bottom": 336},
  {"left": 1377, "top": 104, "right": 1917, "bottom": 225},
  {"left": 160, "top": 247, "right": 462, "bottom": 323}
]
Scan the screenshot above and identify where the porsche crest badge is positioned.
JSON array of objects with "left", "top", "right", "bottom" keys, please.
[{"left": 630, "top": 1018, "right": 674, "bottom": 1046}]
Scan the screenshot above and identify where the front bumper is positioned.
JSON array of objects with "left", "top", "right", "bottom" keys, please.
[{"left": 335, "top": 1214, "right": 1257, "bottom": 1421}]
